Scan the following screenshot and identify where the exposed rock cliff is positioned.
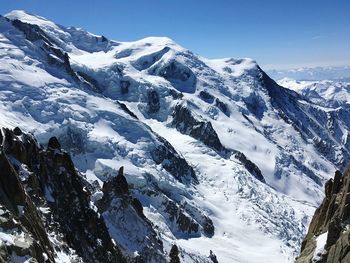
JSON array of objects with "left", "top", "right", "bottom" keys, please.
[
  {"left": 0, "top": 127, "right": 127, "bottom": 262},
  {"left": 0, "top": 128, "right": 166, "bottom": 262},
  {"left": 296, "top": 167, "right": 350, "bottom": 263}
]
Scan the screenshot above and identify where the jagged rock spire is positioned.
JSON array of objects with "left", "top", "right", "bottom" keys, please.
[{"left": 296, "top": 167, "right": 350, "bottom": 262}]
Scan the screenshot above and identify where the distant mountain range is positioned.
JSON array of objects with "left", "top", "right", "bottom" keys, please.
[{"left": 267, "top": 66, "right": 350, "bottom": 81}]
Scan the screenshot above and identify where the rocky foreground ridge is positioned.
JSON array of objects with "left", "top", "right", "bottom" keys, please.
[
  {"left": 0, "top": 127, "right": 178, "bottom": 262},
  {"left": 297, "top": 167, "right": 350, "bottom": 262}
]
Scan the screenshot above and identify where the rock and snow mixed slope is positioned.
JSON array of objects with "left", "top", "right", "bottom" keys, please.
[{"left": 0, "top": 10, "right": 349, "bottom": 263}]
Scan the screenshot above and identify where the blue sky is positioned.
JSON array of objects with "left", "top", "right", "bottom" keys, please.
[{"left": 0, "top": 0, "right": 349, "bottom": 69}]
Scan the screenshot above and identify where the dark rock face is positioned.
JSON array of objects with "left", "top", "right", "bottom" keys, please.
[
  {"left": 157, "top": 60, "right": 193, "bottom": 82},
  {"left": 39, "top": 148, "right": 124, "bottom": 262},
  {"left": 102, "top": 167, "right": 130, "bottom": 196},
  {"left": 12, "top": 18, "right": 54, "bottom": 43},
  {"left": 171, "top": 104, "right": 226, "bottom": 154},
  {"left": 77, "top": 71, "right": 101, "bottom": 92},
  {"left": 0, "top": 127, "right": 126, "bottom": 262},
  {"left": 98, "top": 168, "right": 165, "bottom": 262},
  {"left": 234, "top": 152, "right": 265, "bottom": 183},
  {"left": 12, "top": 19, "right": 76, "bottom": 78},
  {"left": 209, "top": 250, "right": 219, "bottom": 263},
  {"left": 169, "top": 244, "right": 180, "bottom": 263},
  {"left": 101, "top": 35, "right": 108, "bottom": 42},
  {"left": 47, "top": 136, "right": 61, "bottom": 150},
  {"left": 117, "top": 101, "right": 138, "bottom": 119},
  {"left": 151, "top": 135, "right": 197, "bottom": 184},
  {"left": 296, "top": 166, "right": 350, "bottom": 262},
  {"left": 0, "top": 152, "right": 55, "bottom": 262},
  {"left": 13, "top": 127, "right": 22, "bottom": 136},
  {"left": 243, "top": 92, "right": 267, "bottom": 120},
  {"left": 150, "top": 191, "right": 214, "bottom": 238},
  {"left": 172, "top": 104, "right": 265, "bottom": 182},
  {"left": 169, "top": 89, "right": 183, "bottom": 100},
  {"left": 199, "top": 90, "right": 215, "bottom": 103},
  {"left": 215, "top": 98, "right": 230, "bottom": 117},
  {"left": 10, "top": 19, "right": 103, "bottom": 92},
  {"left": 162, "top": 197, "right": 199, "bottom": 237},
  {"left": 147, "top": 89, "right": 160, "bottom": 113}
]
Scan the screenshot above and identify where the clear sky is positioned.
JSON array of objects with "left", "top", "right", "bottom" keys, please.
[{"left": 0, "top": 0, "right": 349, "bottom": 70}]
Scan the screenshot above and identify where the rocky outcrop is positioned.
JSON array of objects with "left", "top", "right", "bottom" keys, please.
[
  {"left": 296, "top": 167, "right": 350, "bottom": 262},
  {"left": 139, "top": 190, "right": 214, "bottom": 238},
  {"left": 199, "top": 90, "right": 215, "bottom": 103},
  {"left": 215, "top": 98, "right": 230, "bottom": 117},
  {"left": 0, "top": 149, "right": 55, "bottom": 262},
  {"left": 12, "top": 19, "right": 76, "bottom": 78},
  {"left": 147, "top": 89, "right": 160, "bottom": 113},
  {"left": 117, "top": 101, "right": 138, "bottom": 119},
  {"left": 171, "top": 104, "right": 227, "bottom": 155},
  {"left": 77, "top": 70, "right": 101, "bottom": 92},
  {"left": 38, "top": 143, "right": 125, "bottom": 262},
  {"left": 234, "top": 152, "right": 265, "bottom": 183},
  {"left": 10, "top": 18, "right": 102, "bottom": 93},
  {"left": 151, "top": 135, "right": 197, "bottom": 184},
  {"left": 169, "top": 244, "right": 180, "bottom": 263},
  {"left": 47, "top": 136, "right": 61, "bottom": 149},
  {"left": 98, "top": 167, "right": 165, "bottom": 262},
  {"left": 171, "top": 104, "right": 265, "bottom": 183},
  {"left": 0, "top": 127, "right": 126, "bottom": 262}
]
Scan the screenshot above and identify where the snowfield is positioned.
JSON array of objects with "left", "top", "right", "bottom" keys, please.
[{"left": 0, "top": 10, "right": 348, "bottom": 262}]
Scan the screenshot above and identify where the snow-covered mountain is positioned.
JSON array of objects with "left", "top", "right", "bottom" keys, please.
[
  {"left": 277, "top": 78, "right": 350, "bottom": 108},
  {"left": 267, "top": 66, "right": 350, "bottom": 82},
  {"left": 0, "top": 10, "right": 349, "bottom": 263}
]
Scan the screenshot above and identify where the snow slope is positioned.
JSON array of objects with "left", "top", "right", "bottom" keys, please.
[{"left": 0, "top": 10, "right": 348, "bottom": 262}]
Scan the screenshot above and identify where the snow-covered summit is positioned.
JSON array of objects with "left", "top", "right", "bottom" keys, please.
[{"left": 5, "top": 10, "right": 55, "bottom": 27}]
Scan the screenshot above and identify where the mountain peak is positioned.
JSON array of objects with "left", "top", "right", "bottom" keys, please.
[
  {"left": 5, "top": 10, "right": 54, "bottom": 27},
  {"left": 130, "top": 36, "right": 185, "bottom": 53}
]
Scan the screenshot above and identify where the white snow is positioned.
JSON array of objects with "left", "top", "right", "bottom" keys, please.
[
  {"left": 312, "top": 232, "right": 328, "bottom": 261},
  {"left": 0, "top": 232, "right": 15, "bottom": 245}
]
